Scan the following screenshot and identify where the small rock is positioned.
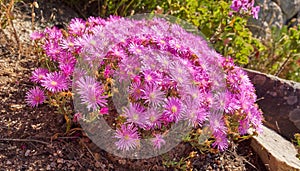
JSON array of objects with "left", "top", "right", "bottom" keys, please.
[
  {"left": 46, "top": 165, "right": 51, "bottom": 170},
  {"left": 25, "top": 149, "right": 30, "bottom": 157},
  {"left": 6, "top": 160, "right": 12, "bottom": 165},
  {"left": 57, "top": 158, "right": 64, "bottom": 164},
  {"left": 95, "top": 161, "right": 101, "bottom": 168},
  {"left": 67, "top": 162, "right": 72, "bottom": 167},
  {"left": 70, "top": 166, "right": 76, "bottom": 171},
  {"left": 50, "top": 161, "right": 56, "bottom": 168},
  {"left": 57, "top": 150, "right": 63, "bottom": 157},
  {"left": 251, "top": 125, "right": 300, "bottom": 171}
]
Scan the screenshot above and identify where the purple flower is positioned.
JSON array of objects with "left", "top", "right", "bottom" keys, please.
[
  {"left": 163, "top": 97, "right": 182, "bottom": 123},
  {"left": 115, "top": 124, "right": 140, "bottom": 151},
  {"left": 212, "top": 132, "right": 228, "bottom": 151},
  {"left": 41, "top": 72, "right": 68, "bottom": 93},
  {"left": 122, "top": 103, "right": 146, "bottom": 127},
  {"left": 99, "top": 107, "right": 109, "bottom": 115},
  {"left": 144, "top": 107, "right": 162, "bottom": 129},
  {"left": 128, "top": 43, "right": 144, "bottom": 55},
  {"left": 30, "top": 68, "right": 49, "bottom": 83},
  {"left": 183, "top": 100, "right": 208, "bottom": 127},
  {"left": 73, "top": 112, "right": 82, "bottom": 123},
  {"left": 68, "top": 18, "right": 86, "bottom": 36},
  {"left": 151, "top": 134, "right": 166, "bottom": 149},
  {"left": 169, "top": 61, "right": 191, "bottom": 85},
  {"left": 87, "top": 16, "right": 106, "bottom": 27},
  {"left": 58, "top": 52, "right": 76, "bottom": 76},
  {"left": 143, "top": 70, "right": 160, "bottom": 84},
  {"left": 251, "top": 6, "right": 260, "bottom": 19},
  {"left": 44, "top": 27, "right": 63, "bottom": 40},
  {"left": 26, "top": 86, "right": 46, "bottom": 107},
  {"left": 209, "top": 111, "right": 227, "bottom": 135},
  {"left": 76, "top": 76, "right": 107, "bottom": 111},
  {"left": 142, "top": 84, "right": 165, "bottom": 106},
  {"left": 231, "top": 0, "right": 242, "bottom": 11},
  {"left": 43, "top": 40, "right": 62, "bottom": 61},
  {"left": 238, "top": 118, "right": 250, "bottom": 135},
  {"left": 30, "top": 31, "right": 44, "bottom": 40},
  {"left": 129, "top": 81, "right": 144, "bottom": 100}
]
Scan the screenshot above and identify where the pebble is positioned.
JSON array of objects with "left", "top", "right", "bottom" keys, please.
[
  {"left": 70, "top": 166, "right": 76, "bottom": 171},
  {"left": 6, "top": 160, "right": 12, "bottom": 165},
  {"left": 95, "top": 161, "right": 101, "bottom": 168},
  {"left": 57, "top": 158, "right": 64, "bottom": 164},
  {"left": 25, "top": 149, "right": 31, "bottom": 157},
  {"left": 46, "top": 165, "right": 51, "bottom": 170},
  {"left": 50, "top": 161, "right": 56, "bottom": 168}
]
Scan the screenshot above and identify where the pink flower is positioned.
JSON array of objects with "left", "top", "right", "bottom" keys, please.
[
  {"left": 122, "top": 103, "right": 146, "bottom": 127},
  {"left": 163, "top": 97, "right": 182, "bottom": 123},
  {"left": 144, "top": 107, "right": 162, "bottom": 129},
  {"left": 68, "top": 18, "right": 86, "bottom": 36},
  {"left": 73, "top": 112, "right": 82, "bottom": 123},
  {"left": 30, "top": 68, "right": 49, "bottom": 83},
  {"left": 26, "top": 86, "right": 46, "bottom": 107},
  {"left": 151, "top": 134, "right": 166, "bottom": 149},
  {"left": 99, "top": 107, "right": 109, "bottom": 115},
  {"left": 128, "top": 43, "right": 144, "bottom": 55},
  {"left": 212, "top": 132, "right": 228, "bottom": 151},
  {"left": 58, "top": 52, "right": 76, "bottom": 76},
  {"left": 251, "top": 6, "right": 260, "bottom": 19},
  {"left": 142, "top": 84, "right": 165, "bottom": 106},
  {"left": 183, "top": 100, "right": 208, "bottom": 127},
  {"left": 30, "top": 31, "right": 44, "bottom": 40},
  {"left": 129, "top": 81, "right": 144, "bottom": 100},
  {"left": 76, "top": 76, "right": 107, "bottom": 111},
  {"left": 230, "top": 0, "right": 242, "bottom": 11},
  {"left": 41, "top": 72, "right": 68, "bottom": 93},
  {"left": 115, "top": 124, "right": 140, "bottom": 151}
]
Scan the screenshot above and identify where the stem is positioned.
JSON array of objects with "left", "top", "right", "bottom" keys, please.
[
  {"left": 274, "top": 53, "right": 292, "bottom": 76},
  {"left": 0, "top": 138, "right": 49, "bottom": 145}
]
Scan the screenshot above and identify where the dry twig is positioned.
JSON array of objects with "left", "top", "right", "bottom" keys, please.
[{"left": 0, "top": 138, "right": 50, "bottom": 145}]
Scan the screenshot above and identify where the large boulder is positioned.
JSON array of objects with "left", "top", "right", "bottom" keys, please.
[
  {"left": 244, "top": 69, "right": 300, "bottom": 140},
  {"left": 249, "top": 0, "right": 300, "bottom": 38},
  {"left": 272, "top": 0, "right": 300, "bottom": 21}
]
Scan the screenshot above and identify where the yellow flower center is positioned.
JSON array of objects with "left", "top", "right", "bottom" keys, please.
[
  {"left": 136, "top": 48, "right": 142, "bottom": 54},
  {"left": 34, "top": 96, "right": 41, "bottom": 101},
  {"left": 171, "top": 105, "right": 177, "bottom": 113},
  {"left": 150, "top": 115, "right": 156, "bottom": 122},
  {"left": 51, "top": 81, "right": 57, "bottom": 86},
  {"left": 146, "top": 75, "right": 152, "bottom": 81},
  {"left": 124, "top": 134, "right": 130, "bottom": 140},
  {"left": 133, "top": 114, "right": 139, "bottom": 121}
]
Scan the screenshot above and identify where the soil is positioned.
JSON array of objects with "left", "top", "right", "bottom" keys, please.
[{"left": 0, "top": 1, "right": 267, "bottom": 170}]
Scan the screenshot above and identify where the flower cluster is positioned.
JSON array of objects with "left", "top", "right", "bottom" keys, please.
[
  {"left": 27, "top": 15, "right": 263, "bottom": 152},
  {"left": 231, "top": 0, "right": 260, "bottom": 19}
]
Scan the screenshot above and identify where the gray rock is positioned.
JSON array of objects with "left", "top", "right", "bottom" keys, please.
[
  {"left": 251, "top": 125, "right": 300, "bottom": 171},
  {"left": 249, "top": 0, "right": 284, "bottom": 38},
  {"left": 244, "top": 68, "right": 300, "bottom": 140},
  {"left": 272, "top": 0, "right": 300, "bottom": 21},
  {"left": 249, "top": 0, "right": 300, "bottom": 38}
]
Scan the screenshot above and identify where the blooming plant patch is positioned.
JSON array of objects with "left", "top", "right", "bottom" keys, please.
[{"left": 27, "top": 14, "right": 263, "bottom": 159}]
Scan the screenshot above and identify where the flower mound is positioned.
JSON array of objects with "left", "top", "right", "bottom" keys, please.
[{"left": 27, "top": 15, "right": 263, "bottom": 152}]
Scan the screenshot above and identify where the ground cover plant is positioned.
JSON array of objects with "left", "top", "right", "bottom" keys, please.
[{"left": 26, "top": 13, "right": 263, "bottom": 158}]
